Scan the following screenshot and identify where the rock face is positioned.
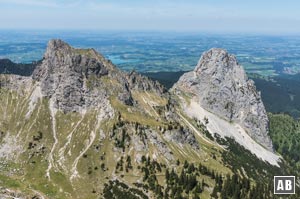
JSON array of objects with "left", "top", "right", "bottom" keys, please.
[
  {"left": 31, "top": 39, "right": 166, "bottom": 112},
  {"left": 32, "top": 39, "right": 113, "bottom": 113},
  {"left": 126, "top": 70, "right": 165, "bottom": 94},
  {"left": 173, "top": 48, "right": 273, "bottom": 151}
]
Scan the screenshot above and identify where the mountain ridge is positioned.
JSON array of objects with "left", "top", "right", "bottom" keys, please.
[{"left": 0, "top": 40, "right": 285, "bottom": 199}]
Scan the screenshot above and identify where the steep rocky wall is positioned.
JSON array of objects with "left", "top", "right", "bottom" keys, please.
[{"left": 173, "top": 48, "right": 273, "bottom": 151}]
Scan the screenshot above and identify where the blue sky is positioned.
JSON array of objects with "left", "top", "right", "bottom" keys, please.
[{"left": 0, "top": 0, "right": 300, "bottom": 33}]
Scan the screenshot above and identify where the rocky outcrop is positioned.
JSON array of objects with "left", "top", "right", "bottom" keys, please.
[
  {"left": 173, "top": 48, "right": 273, "bottom": 151},
  {"left": 0, "top": 74, "right": 32, "bottom": 93},
  {"left": 126, "top": 71, "right": 166, "bottom": 94},
  {"left": 163, "top": 128, "right": 199, "bottom": 150},
  {"left": 0, "top": 188, "right": 45, "bottom": 199},
  {"left": 31, "top": 39, "right": 166, "bottom": 113},
  {"left": 32, "top": 39, "right": 113, "bottom": 113}
]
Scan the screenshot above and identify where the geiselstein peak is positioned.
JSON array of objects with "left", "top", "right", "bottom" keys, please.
[{"left": 173, "top": 48, "right": 273, "bottom": 151}]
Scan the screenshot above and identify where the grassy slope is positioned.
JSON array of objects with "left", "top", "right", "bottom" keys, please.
[
  {"left": 0, "top": 82, "right": 235, "bottom": 199},
  {"left": 1, "top": 80, "right": 293, "bottom": 198}
]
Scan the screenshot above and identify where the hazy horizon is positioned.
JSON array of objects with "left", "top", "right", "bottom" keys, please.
[
  {"left": 1, "top": 29, "right": 300, "bottom": 37},
  {"left": 0, "top": 0, "right": 300, "bottom": 34}
]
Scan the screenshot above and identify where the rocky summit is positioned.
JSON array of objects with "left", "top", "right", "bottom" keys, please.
[
  {"left": 173, "top": 48, "right": 273, "bottom": 151},
  {"left": 0, "top": 41, "right": 283, "bottom": 199},
  {"left": 32, "top": 39, "right": 111, "bottom": 113}
]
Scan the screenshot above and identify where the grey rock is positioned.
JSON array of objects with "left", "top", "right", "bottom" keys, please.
[
  {"left": 173, "top": 48, "right": 273, "bottom": 151},
  {"left": 147, "top": 129, "right": 174, "bottom": 161},
  {"left": 163, "top": 128, "right": 200, "bottom": 150},
  {"left": 118, "top": 91, "right": 134, "bottom": 106},
  {"left": 32, "top": 39, "right": 112, "bottom": 113},
  {"left": 1, "top": 39, "right": 166, "bottom": 112},
  {"left": 113, "top": 70, "right": 166, "bottom": 106},
  {"left": 0, "top": 74, "right": 32, "bottom": 94},
  {"left": 126, "top": 71, "right": 166, "bottom": 94}
]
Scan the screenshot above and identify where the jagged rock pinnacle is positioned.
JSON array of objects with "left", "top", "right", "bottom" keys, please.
[
  {"left": 31, "top": 39, "right": 113, "bottom": 113},
  {"left": 174, "top": 48, "right": 274, "bottom": 151},
  {"left": 30, "top": 39, "right": 165, "bottom": 113},
  {"left": 46, "top": 39, "right": 71, "bottom": 53},
  {"left": 194, "top": 48, "right": 246, "bottom": 79}
]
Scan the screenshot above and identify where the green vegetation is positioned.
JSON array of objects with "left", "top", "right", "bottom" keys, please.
[
  {"left": 74, "top": 48, "right": 95, "bottom": 58},
  {"left": 269, "top": 113, "right": 300, "bottom": 170},
  {"left": 0, "top": 59, "right": 37, "bottom": 76},
  {"left": 252, "top": 75, "right": 300, "bottom": 118},
  {"left": 143, "top": 71, "right": 186, "bottom": 89},
  {"left": 103, "top": 180, "right": 148, "bottom": 199},
  {"left": 0, "top": 174, "right": 21, "bottom": 188},
  {"left": 218, "top": 136, "right": 283, "bottom": 181},
  {"left": 1, "top": 71, "right": 300, "bottom": 198},
  {"left": 194, "top": 118, "right": 214, "bottom": 141},
  {"left": 110, "top": 96, "right": 164, "bottom": 127},
  {"left": 211, "top": 173, "right": 272, "bottom": 199}
]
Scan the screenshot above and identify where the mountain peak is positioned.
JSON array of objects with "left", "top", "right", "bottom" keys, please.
[
  {"left": 46, "top": 39, "right": 71, "bottom": 52},
  {"left": 173, "top": 48, "right": 274, "bottom": 151},
  {"left": 33, "top": 39, "right": 110, "bottom": 80},
  {"left": 194, "top": 48, "right": 247, "bottom": 82},
  {"left": 30, "top": 39, "right": 164, "bottom": 113},
  {"left": 32, "top": 40, "right": 114, "bottom": 113},
  {"left": 195, "top": 48, "right": 229, "bottom": 68}
]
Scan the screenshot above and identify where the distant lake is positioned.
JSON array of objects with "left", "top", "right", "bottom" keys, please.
[{"left": 106, "top": 55, "right": 141, "bottom": 65}]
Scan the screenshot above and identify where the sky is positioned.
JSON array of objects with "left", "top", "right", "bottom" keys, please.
[{"left": 0, "top": 0, "right": 300, "bottom": 34}]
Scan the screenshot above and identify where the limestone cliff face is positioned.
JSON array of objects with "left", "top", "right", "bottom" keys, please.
[
  {"left": 173, "top": 48, "right": 273, "bottom": 151},
  {"left": 31, "top": 39, "right": 165, "bottom": 112},
  {"left": 32, "top": 39, "right": 113, "bottom": 113}
]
